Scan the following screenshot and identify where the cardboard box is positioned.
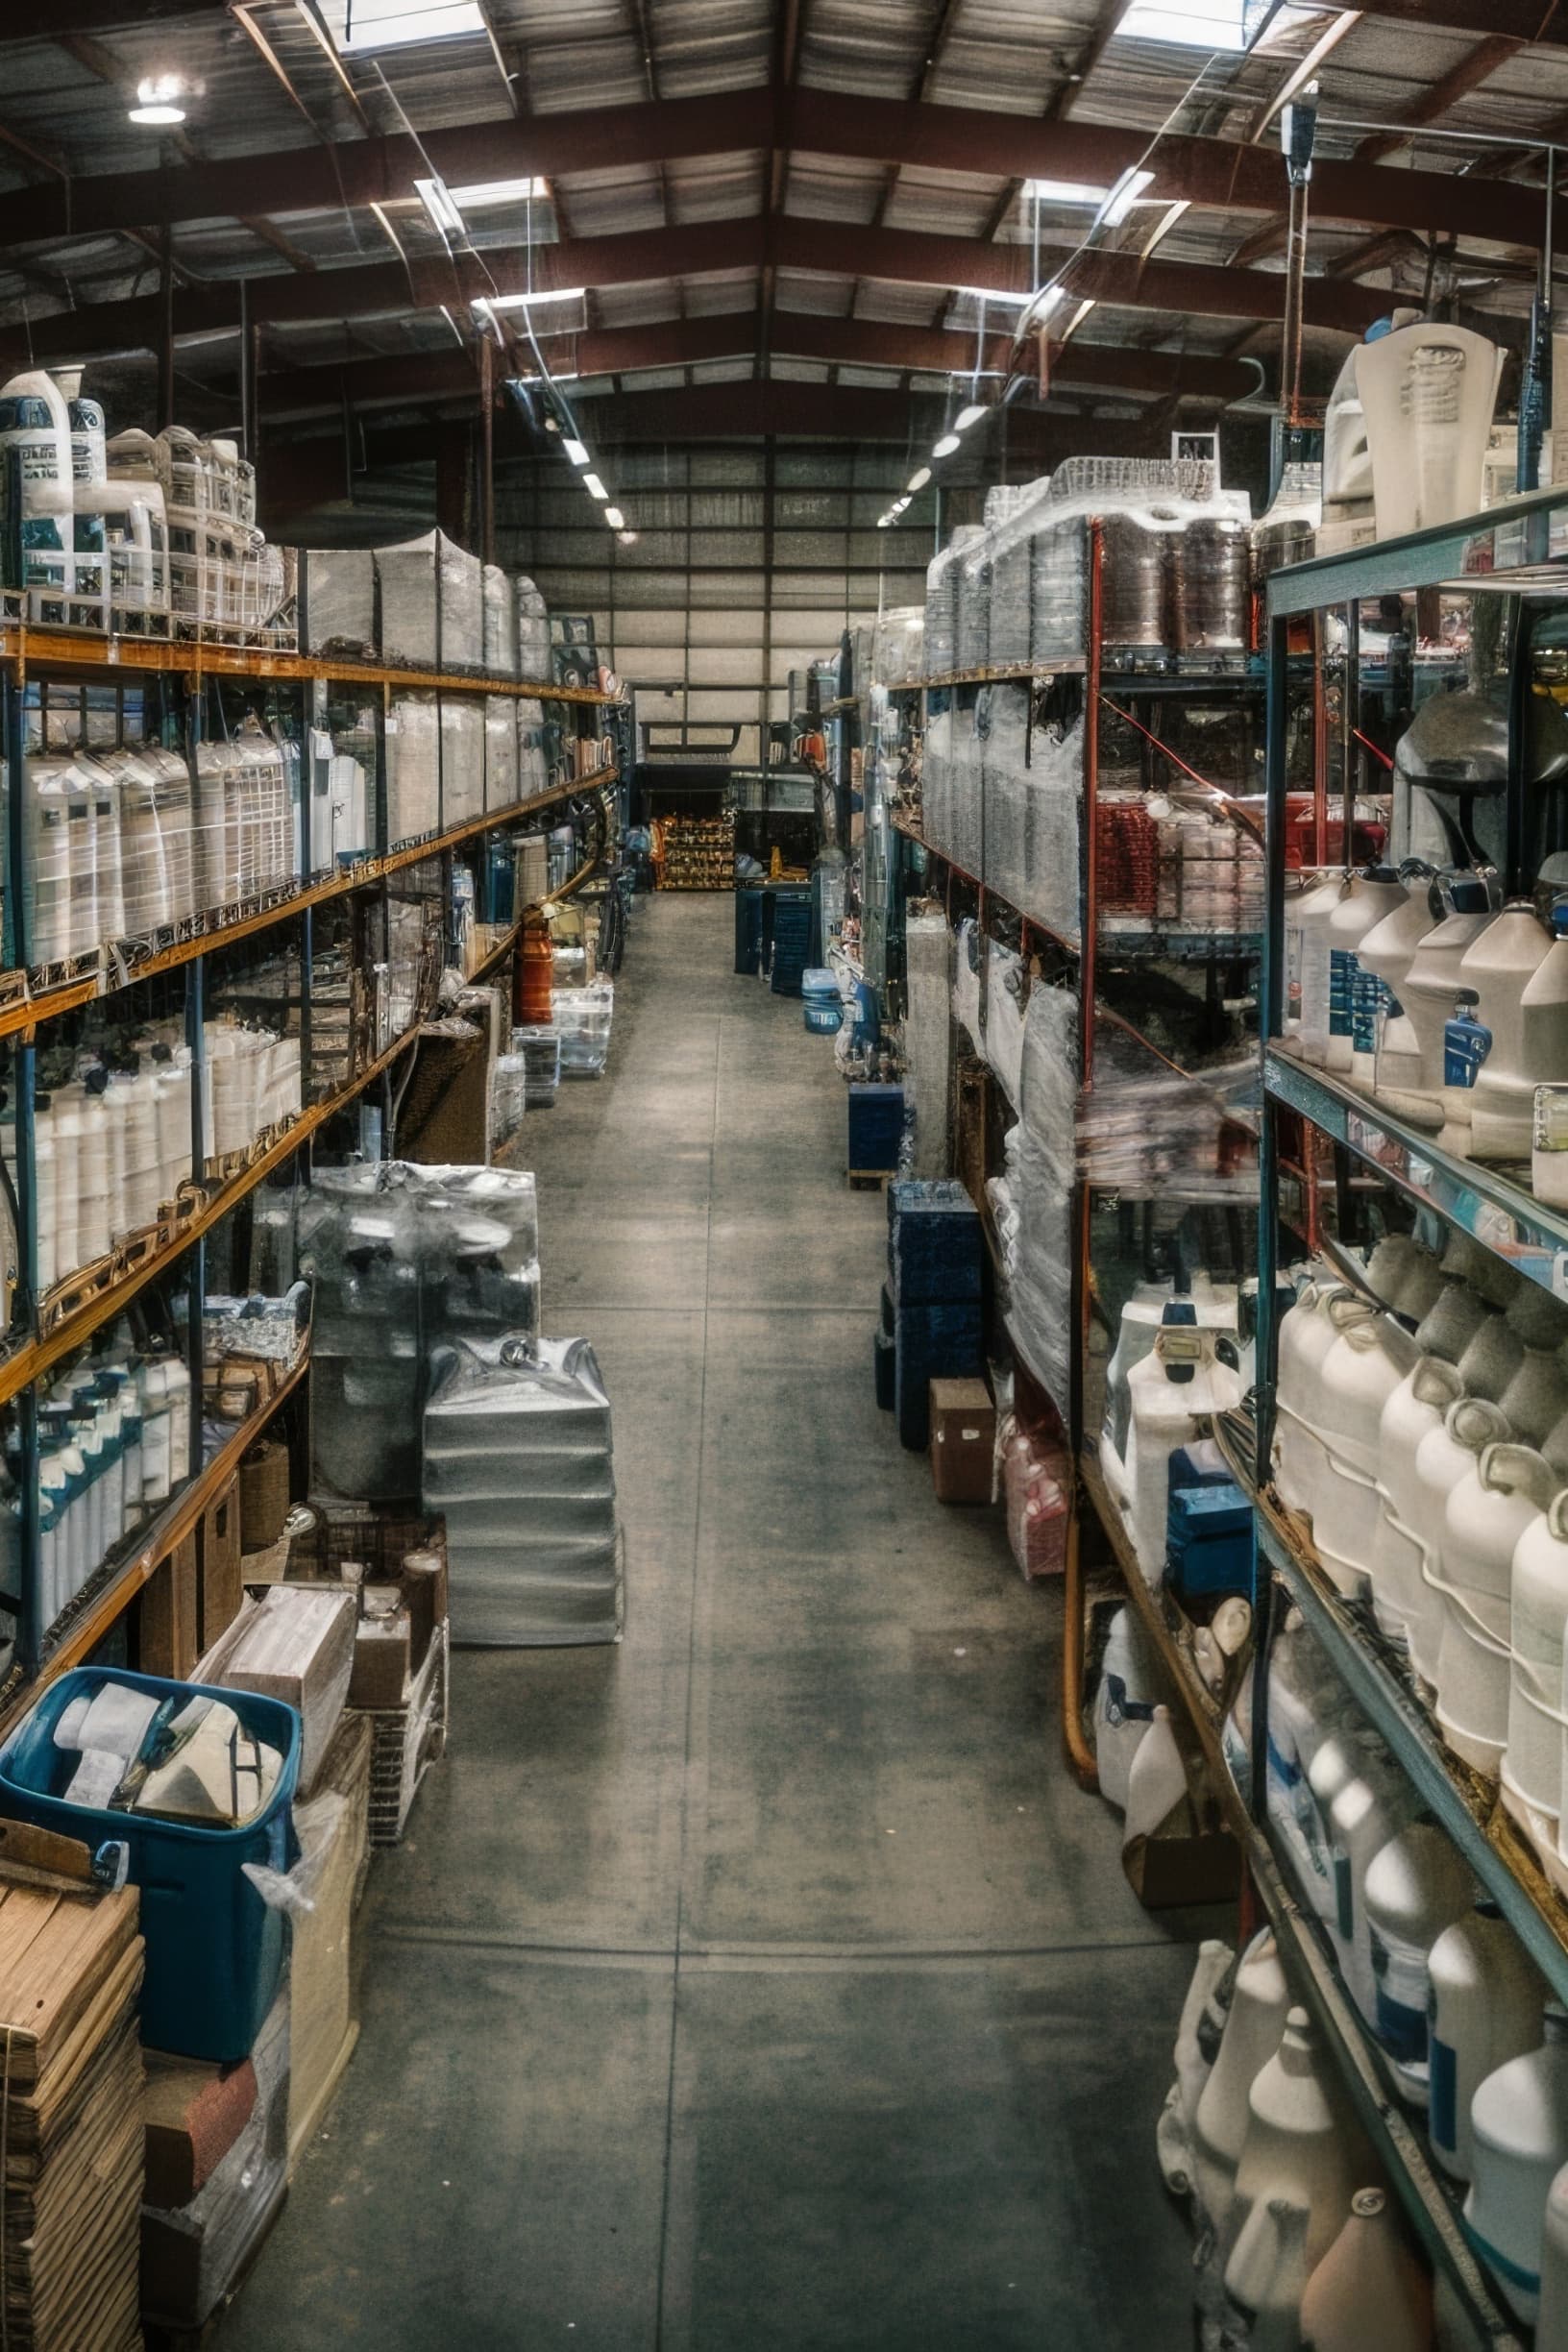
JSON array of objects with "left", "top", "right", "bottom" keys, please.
[
  {"left": 288, "top": 1713, "right": 372, "bottom": 2160},
  {"left": 929, "top": 1378, "right": 995, "bottom": 1505},
  {"left": 201, "top": 1584, "right": 358, "bottom": 1795},
  {"left": 348, "top": 1605, "right": 412, "bottom": 1709},
  {"left": 197, "top": 1475, "right": 244, "bottom": 1655},
  {"left": 142, "top": 2053, "right": 257, "bottom": 2210}
]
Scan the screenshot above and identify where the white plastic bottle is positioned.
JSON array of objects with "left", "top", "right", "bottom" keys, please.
[
  {"left": 1434, "top": 1439, "right": 1556, "bottom": 1778},
  {"left": 1465, "top": 2004, "right": 1568, "bottom": 2324},
  {"left": 1537, "top": 2159, "right": 1568, "bottom": 2348},
  {"left": 1225, "top": 2007, "right": 1361, "bottom": 2271},
  {"left": 1327, "top": 1750, "right": 1423, "bottom": 2022},
  {"left": 1463, "top": 899, "right": 1566, "bottom": 1163},
  {"left": 1505, "top": 1491, "right": 1568, "bottom": 1873},
  {"left": 1192, "top": 1929, "right": 1291, "bottom": 2234},
  {"left": 1373, "top": 1354, "right": 1464, "bottom": 1650},
  {"left": 1428, "top": 1900, "right": 1548, "bottom": 2183},
  {"left": 1297, "top": 2188, "right": 1433, "bottom": 2352},
  {"left": 1360, "top": 1822, "right": 1475, "bottom": 2105},
  {"left": 1406, "top": 1398, "right": 1512, "bottom": 1690},
  {"left": 1173, "top": 1939, "right": 1234, "bottom": 2136}
]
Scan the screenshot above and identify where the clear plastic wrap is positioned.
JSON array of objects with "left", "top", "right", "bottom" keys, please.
[
  {"left": 956, "top": 528, "right": 992, "bottom": 672},
  {"left": 1076, "top": 1052, "right": 1259, "bottom": 1195},
  {"left": 491, "top": 1051, "right": 527, "bottom": 1146},
  {"left": 981, "top": 680, "right": 1030, "bottom": 910},
  {"left": 948, "top": 695, "right": 983, "bottom": 878},
  {"left": 423, "top": 1335, "right": 621, "bottom": 1646},
  {"left": 484, "top": 694, "right": 518, "bottom": 812},
  {"left": 300, "top": 548, "right": 375, "bottom": 659},
  {"left": 511, "top": 1023, "right": 561, "bottom": 1106},
  {"left": 440, "top": 694, "right": 483, "bottom": 829},
  {"left": 984, "top": 942, "right": 1028, "bottom": 1110},
  {"left": 1032, "top": 512, "right": 1090, "bottom": 667},
  {"left": 924, "top": 529, "right": 980, "bottom": 675},
  {"left": 952, "top": 917, "right": 982, "bottom": 1045},
  {"left": 375, "top": 530, "right": 481, "bottom": 671},
  {"left": 987, "top": 477, "right": 1052, "bottom": 667},
  {"left": 903, "top": 909, "right": 951, "bottom": 1179},
  {"left": 922, "top": 694, "right": 952, "bottom": 860},
  {"left": 552, "top": 980, "right": 613, "bottom": 1076},
  {"left": 1019, "top": 684, "right": 1085, "bottom": 943},
  {"left": 516, "top": 697, "right": 549, "bottom": 797},
  {"left": 998, "top": 981, "right": 1079, "bottom": 1418},
  {"left": 871, "top": 603, "right": 924, "bottom": 685},
  {"left": 514, "top": 576, "right": 551, "bottom": 685},
  {"left": 481, "top": 564, "right": 515, "bottom": 679},
  {"left": 386, "top": 693, "right": 439, "bottom": 845}
]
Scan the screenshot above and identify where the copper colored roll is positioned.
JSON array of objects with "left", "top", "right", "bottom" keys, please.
[{"left": 514, "top": 914, "right": 554, "bottom": 1026}]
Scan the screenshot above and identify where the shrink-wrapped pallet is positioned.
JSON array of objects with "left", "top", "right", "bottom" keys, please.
[
  {"left": 481, "top": 563, "right": 516, "bottom": 678},
  {"left": 386, "top": 692, "right": 439, "bottom": 845},
  {"left": 299, "top": 548, "right": 375, "bottom": 661},
  {"left": 440, "top": 693, "right": 484, "bottom": 828},
  {"left": 485, "top": 694, "right": 518, "bottom": 811}
]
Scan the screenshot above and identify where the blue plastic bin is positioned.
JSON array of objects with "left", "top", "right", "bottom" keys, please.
[{"left": 0, "top": 1667, "right": 302, "bottom": 2062}]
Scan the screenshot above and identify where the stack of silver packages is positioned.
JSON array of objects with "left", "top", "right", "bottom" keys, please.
[
  {"left": 295, "top": 1162, "right": 541, "bottom": 1503},
  {"left": 423, "top": 1335, "right": 622, "bottom": 1645}
]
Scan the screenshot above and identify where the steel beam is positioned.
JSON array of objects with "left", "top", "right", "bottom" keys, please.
[
  {"left": 0, "top": 208, "right": 1386, "bottom": 375},
  {"left": 0, "top": 82, "right": 1558, "bottom": 256}
]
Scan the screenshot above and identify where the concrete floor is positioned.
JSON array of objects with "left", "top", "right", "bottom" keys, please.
[{"left": 224, "top": 894, "right": 1211, "bottom": 2350}]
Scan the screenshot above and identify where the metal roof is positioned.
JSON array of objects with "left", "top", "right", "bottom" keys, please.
[{"left": 0, "top": 0, "right": 1566, "bottom": 478}]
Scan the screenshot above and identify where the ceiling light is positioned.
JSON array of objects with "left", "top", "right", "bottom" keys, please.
[
  {"left": 129, "top": 74, "right": 186, "bottom": 124},
  {"left": 451, "top": 176, "right": 551, "bottom": 207},
  {"left": 617, "top": 529, "right": 639, "bottom": 545},
  {"left": 604, "top": 506, "right": 625, "bottom": 528},
  {"left": 906, "top": 466, "right": 932, "bottom": 494},
  {"left": 877, "top": 514, "right": 894, "bottom": 529},
  {"left": 473, "top": 287, "right": 587, "bottom": 314},
  {"left": 415, "top": 177, "right": 465, "bottom": 236},
  {"left": 954, "top": 404, "right": 987, "bottom": 431},
  {"left": 1023, "top": 178, "right": 1111, "bottom": 208},
  {"left": 957, "top": 287, "right": 1035, "bottom": 307},
  {"left": 1101, "top": 167, "right": 1157, "bottom": 227},
  {"left": 932, "top": 433, "right": 961, "bottom": 459},
  {"left": 583, "top": 473, "right": 608, "bottom": 500},
  {"left": 563, "top": 438, "right": 590, "bottom": 466}
]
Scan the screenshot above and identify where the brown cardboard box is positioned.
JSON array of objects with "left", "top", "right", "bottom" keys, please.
[
  {"left": 348, "top": 1607, "right": 412, "bottom": 1709},
  {"left": 197, "top": 1476, "right": 244, "bottom": 1655},
  {"left": 288, "top": 1712, "right": 372, "bottom": 2159},
  {"left": 142, "top": 2052, "right": 257, "bottom": 2209},
  {"left": 200, "top": 1584, "right": 358, "bottom": 1795},
  {"left": 929, "top": 1379, "right": 996, "bottom": 1505},
  {"left": 138, "top": 1528, "right": 200, "bottom": 1678}
]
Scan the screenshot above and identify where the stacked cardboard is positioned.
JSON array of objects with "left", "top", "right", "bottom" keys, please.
[
  {"left": 288, "top": 1713, "right": 372, "bottom": 2156},
  {"left": 0, "top": 1872, "right": 145, "bottom": 2350},
  {"left": 199, "top": 1584, "right": 357, "bottom": 1792}
]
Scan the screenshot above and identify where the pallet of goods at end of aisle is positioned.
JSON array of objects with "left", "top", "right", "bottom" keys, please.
[{"left": 653, "top": 810, "right": 737, "bottom": 892}]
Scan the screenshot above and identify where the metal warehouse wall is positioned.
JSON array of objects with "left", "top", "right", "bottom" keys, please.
[{"left": 497, "top": 442, "right": 938, "bottom": 764}]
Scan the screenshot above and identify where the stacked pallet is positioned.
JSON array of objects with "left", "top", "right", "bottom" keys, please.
[{"left": 0, "top": 1867, "right": 145, "bottom": 2351}]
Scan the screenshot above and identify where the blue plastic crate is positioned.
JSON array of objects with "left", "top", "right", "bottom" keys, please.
[
  {"left": 887, "top": 1177, "right": 983, "bottom": 1305},
  {"left": 874, "top": 1326, "right": 895, "bottom": 1409},
  {"left": 1165, "top": 1483, "right": 1254, "bottom": 1604},
  {"left": 894, "top": 1302, "right": 984, "bottom": 1449},
  {"left": 848, "top": 1083, "right": 904, "bottom": 1172},
  {"left": 0, "top": 1667, "right": 302, "bottom": 2063},
  {"left": 734, "top": 888, "right": 764, "bottom": 976}
]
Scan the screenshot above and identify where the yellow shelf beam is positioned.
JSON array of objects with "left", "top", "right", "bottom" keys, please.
[{"left": 0, "top": 624, "right": 623, "bottom": 704}]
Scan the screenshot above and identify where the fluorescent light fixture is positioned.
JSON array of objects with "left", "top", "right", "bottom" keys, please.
[
  {"left": 1115, "top": 0, "right": 1248, "bottom": 50},
  {"left": 583, "top": 473, "right": 608, "bottom": 501},
  {"left": 954, "top": 404, "right": 987, "bottom": 430},
  {"left": 877, "top": 514, "right": 893, "bottom": 529},
  {"left": 129, "top": 74, "right": 186, "bottom": 124},
  {"left": 1101, "top": 167, "right": 1156, "bottom": 226},
  {"left": 604, "top": 506, "right": 625, "bottom": 528},
  {"left": 329, "top": 0, "right": 485, "bottom": 52},
  {"left": 452, "top": 176, "right": 551, "bottom": 206},
  {"left": 932, "top": 432, "right": 961, "bottom": 459},
  {"left": 562, "top": 438, "right": 590, "bottom": 466},
  {"left": 957, "top": 286, "right": 1035, "bottom": 307},
  {"left": 1024, "top": 178, "right": 1111, "bottom": 208},
  {"left": 906, "top": 466, "right": 932, "bottom": 494},
  {"left": 415, "top": 177, "right": 464, "bottom": 236},
  {"left": 473, "top": 287, "right": 587, "bottom": 313},
  {"left": 617, "top": 530, "right": 639, "bottom": 546}
]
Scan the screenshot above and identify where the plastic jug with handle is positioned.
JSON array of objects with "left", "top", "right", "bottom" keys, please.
[
  {"left": 1429, "top": 1900, "right": 1550, "bottom": 2184},
  {"left": 1120, "top": 1316, "right": 1243, "bottom": 1583},
  {"left": 1434, "top": 1437, "right": 1556, "bottom": 1777}
]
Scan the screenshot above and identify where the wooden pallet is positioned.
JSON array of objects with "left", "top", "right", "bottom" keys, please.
[{"left": 846, "top": 1166, "right": 896, "bottom": 1191}]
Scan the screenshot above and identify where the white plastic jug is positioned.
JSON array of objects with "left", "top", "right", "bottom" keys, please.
[
  {"left": 1390, "top": 881, "right": 1498, "bottom": 1136},
  {"left": 1460, "top": 899, "right": 1563, "bottom": 1162},
  {"left": 1297, "top": 2188, "right": 1434, "bottom": 2352},
  {"left": 1121, "top": 1325, "right": 1243, "bottom": 1583},
  {"left": 1328, "top": 1750, "right": 1423, "bottom": 2021},
  {"left": 1293, "top": 1729, "right": 1376, "bottom": 1928},
  {"left": 1308, "top": 1311, "right": 1408, "bottom": 1598},
  {"left": 1537, "top": 2160, "right": 1568, "bottom": 2349},
  {"left": 1456, "top": 1303, "right": 1527, "bottom": 1408},
  {"left": 1192, "top": 1929, "right": 1291, "bottom": 2233},
  {"left": 1122, "top": 1705, "right": 1189, "bottom": 1850},
  {"left": 1286, "top": 875, "right": 1347, "bottom": 1065},
  {"left": 1505, "top": 1490, "right": 1568, "bottom": 1871},
  {"left": 1361, "top": 1822, "right": 1475, "bottom": 2105},
  {"left": 1434, "top": 1438, "right": 1556, "bottom": 1777},
  {"left": 1429, "top": 1900, "right": 1548, "bottom": 2183},
  {"left": 1363, "top": 1234, "right": 1446, "bottom": 1327},
  {"left": 1401, "top": 1392, "right": 1513, "bottom": 1693},
  {"left": 1101, "top": 1273, "right": 1239, "bottom": 1479},
  {"left": 1275, "top": 1286, "right": 1373, "bottom": 1526},
  {"left": 1357, "top": 871, "right": 1440, "bottom": 1096},
  {"left": 1465, "top": 2004, "right": 1568, "bottom": 2323},
  {"left": 1225, "top": 2195, "right": 1311, "bottom": 2352},
  {"left": 1094, "top": 1604, "right": 1163, "bottom": 1811},
  {"left": 1226, "top": 2007, "right": 1362, "bottom": 2271},
  {"left": 1373, "top": 1354, "right": 1465, "bottom": 1650},
  {"left": 1173, "top": 1938, "right": 1234, "bottom": 2137},
  {"left": 1355, "top": 322, "right": 1502, "bottom": 539},
  {"left": 1498, "top": 1286, "right": 1568, "bottom": 1448},
  {"left": 1325, "top": 870, "right": 1410, "bottom": 1077}
]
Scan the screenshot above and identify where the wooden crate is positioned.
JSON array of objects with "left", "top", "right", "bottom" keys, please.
[
  {"left": 137, "top": 1527, "right": 200, "bottom": 1679},
  {"left": 196, "top": 1477, "right": 244, "bottom": 1658}
]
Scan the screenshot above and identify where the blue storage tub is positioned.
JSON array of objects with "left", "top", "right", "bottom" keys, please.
[
  {"left": 804, "top": 1003, "right": 844, "bottom": 1035},
  {"left": 0, "top": 1667, "right": 302, "bottom": 2062}
]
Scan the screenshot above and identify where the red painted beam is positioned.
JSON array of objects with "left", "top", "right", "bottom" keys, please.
[
  {"left": 0, "top": 82, "right": 1556, "bottom": 259},
  {"left": 0, "top": 208, "right": 1384, "bottom": 378}
]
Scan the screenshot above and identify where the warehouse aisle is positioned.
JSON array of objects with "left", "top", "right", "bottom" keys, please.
[{"left": 225, "top": 896, "right": 1208, "bottom": 2351}]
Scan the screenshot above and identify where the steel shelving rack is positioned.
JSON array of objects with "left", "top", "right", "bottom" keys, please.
[{"left": 0, "top": 619, "right": 624, "bottom": 1702}]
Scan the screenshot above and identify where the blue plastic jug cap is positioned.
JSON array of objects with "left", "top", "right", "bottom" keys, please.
[
  {"left": 1553, "top": 901, "right": 1568, "bottom": 940},
  {"left": 1453, "top": 988, "right": 1481, "bottom": 1009}
]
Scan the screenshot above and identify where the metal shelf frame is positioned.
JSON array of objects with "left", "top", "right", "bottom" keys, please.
[{"left": 0, "top": 627, "right": 625, "bottom": 1681}]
